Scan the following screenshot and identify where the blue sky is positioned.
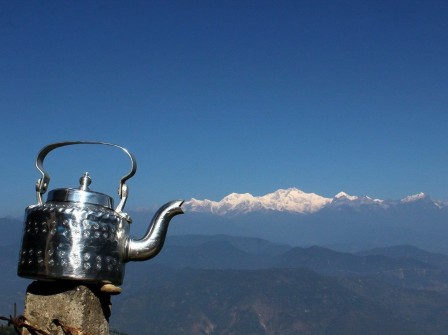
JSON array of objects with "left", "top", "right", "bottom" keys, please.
[{"left": 1, "top": 1, "right": 448, "bottom": 216}]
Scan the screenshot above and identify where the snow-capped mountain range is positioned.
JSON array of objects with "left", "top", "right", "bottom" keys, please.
[{"left": 184, "top": 188, "right": 445, "bottom": 215}]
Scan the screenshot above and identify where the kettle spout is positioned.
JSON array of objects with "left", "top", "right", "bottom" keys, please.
[{"left": 125, "top": 200, "right": 184, "bottom": 262}]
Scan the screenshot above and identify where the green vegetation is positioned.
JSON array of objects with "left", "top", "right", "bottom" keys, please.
[
  {"left": 110, "top": 330, "right": 130, "bottom": 335},
  {"left": 0, "top": 325, "right": 15, "bottom": 335}
]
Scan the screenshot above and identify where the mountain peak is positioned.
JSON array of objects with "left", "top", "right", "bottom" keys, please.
[
  {"left": 221, "top": 192, "right": 255, "bottom": 202},
  {"left": 259, "top": 188, "right": 331, "bottom": 213},
  {"left": 334, "top": 192, "right": 358, "bottom": 201},
  {"left": 401, "top": 192, "right": 427, "bottom": 203},
  {"left": 184, "top": 188, "right": 331, "bottom": 215}
]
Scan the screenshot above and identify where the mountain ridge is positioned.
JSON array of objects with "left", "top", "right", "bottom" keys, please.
[{"left": 184, "top": 187, "right": 442, "bottom": 215}]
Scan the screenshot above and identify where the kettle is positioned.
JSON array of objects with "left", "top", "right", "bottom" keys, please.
[{"left": 17, "top": 141, "right": 183, "bottom": 285}]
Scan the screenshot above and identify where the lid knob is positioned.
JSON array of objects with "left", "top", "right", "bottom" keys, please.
[{"left": 79, "top": 172, "right": 92, "bottom": 191}]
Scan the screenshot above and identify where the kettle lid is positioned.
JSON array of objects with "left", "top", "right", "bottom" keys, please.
[{"left": 46, "top": 172, "right": 114, "bottom": 209}]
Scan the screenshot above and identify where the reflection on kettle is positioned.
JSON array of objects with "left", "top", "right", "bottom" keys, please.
[{"left": 17, "top": 141, "right": 183, "bottom": 285}]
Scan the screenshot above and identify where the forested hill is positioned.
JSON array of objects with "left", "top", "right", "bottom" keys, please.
[{"left": 109, "top": 235, "right": 448, "bottom": 334}]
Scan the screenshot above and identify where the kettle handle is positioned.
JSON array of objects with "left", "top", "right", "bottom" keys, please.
[{"left": 35, "top": 141, "right": 137, "bottom": 213}]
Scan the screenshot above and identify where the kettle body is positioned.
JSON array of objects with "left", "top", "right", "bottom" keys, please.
[{"left": 19, "top": 191, "right": 129, "bottom": 284}]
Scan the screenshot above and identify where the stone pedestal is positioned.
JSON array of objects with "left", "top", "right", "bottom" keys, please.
[{"left": 22, "top": 281, "right": 110, "bottom": 335}]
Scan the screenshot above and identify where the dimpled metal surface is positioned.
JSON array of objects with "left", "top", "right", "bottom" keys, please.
[{"left": 18, "top": 202, "right": 129, "bottom": 285}]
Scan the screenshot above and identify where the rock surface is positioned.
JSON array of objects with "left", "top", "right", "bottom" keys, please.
[{"left": 22, "top": 281, "right": 110, "bottom": 335}]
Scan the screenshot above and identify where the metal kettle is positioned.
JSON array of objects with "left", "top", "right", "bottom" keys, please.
[{"left": 17, "top": 141, "right": 183, "bottom": 285}]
